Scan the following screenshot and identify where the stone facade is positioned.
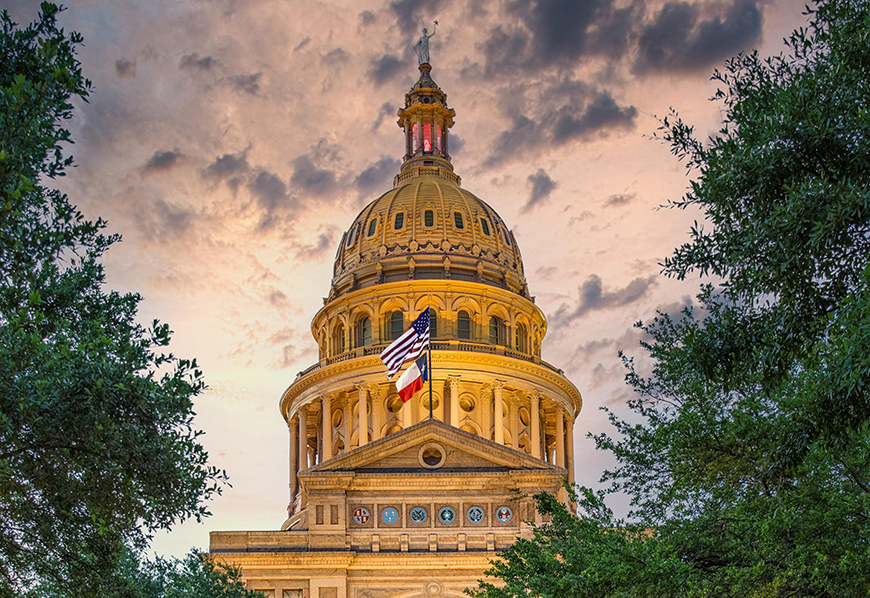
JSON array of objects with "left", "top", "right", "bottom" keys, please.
[{"left": 210, "top": 61, "right": 583, "bottom": 598}]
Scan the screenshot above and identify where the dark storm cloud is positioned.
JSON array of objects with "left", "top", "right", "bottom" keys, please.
[
  {"left": 369, "top": 54, "right": 404, "bottom": 86},
  {"left": 474, "top": 0, "right": 763, "bottom": 76},
  {"left": 141, "top": 149, "right": 184, "bottom": 176},
  {"left": 552, "top": 274, "right": 657, "bottom": 325},
  {"left": 229, "top": 72, "right": 262, "bottom": 95},
  {"left": 551, "top": 91, "right": 637, "bottom": 144},
  {"left": 355, "top": 157, "right": 400, "bottom": 195},
  {"left": 484, "top": 84, "right": 637, "bottom": 167},
  {"left": 373, "top": 102, "right": 395, "bottom": 130},
  {"left": 359, "top": 10, "right": 377, "bottom": 26},
  {"left": 447, "top": 133, "right": 464, "bottom": 156},
  {"left": 634, "top": 0, "right": 763, "bottom": 74},
  {"left": 521, "top": 169, "right": 557, "bottom": 212},
  {"left": 179, "top": 52, "right": 219, "bottom": 72},
  {"left": 603, "top": 192, "right": 636, "bottom": 207},
  {"left": 389, "top": 0, "right": 450, "bottom": 34},
  {"left": 290, "top": 155, "right": 338, "bottom": 197},
  {"left": 114, "top": 58, "right": 136, "bottom": 79},
  {"left": 203, "top": 150, "right": 251, "bottom": 181}
]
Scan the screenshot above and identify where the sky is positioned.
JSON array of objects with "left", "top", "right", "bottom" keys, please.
[{"left": 7, "top": 0, "right": 810, "bottom": 558}]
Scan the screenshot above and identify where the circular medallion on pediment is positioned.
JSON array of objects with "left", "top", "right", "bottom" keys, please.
[
  {"left": 467, "top": 506, "right": 485, "bottom": 524},
  {"left": 409, "top": 506, "right": 428, "bottom": 523},
  {"left": 495, "top": 505, "right": 513, "bottom": 523},
  {"left": 418, "top": 442, "right": 446, "bottom": 469},
  {"left": 438, "top": 507, "right": 455, "bottom": 524},
  {"left": 381, "top": 507, "right": 398, "bottom": 524}
]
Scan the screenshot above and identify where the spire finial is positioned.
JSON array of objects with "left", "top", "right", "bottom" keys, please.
[{"left": 413, "top": 20, "right": 438, "bottom": 66}]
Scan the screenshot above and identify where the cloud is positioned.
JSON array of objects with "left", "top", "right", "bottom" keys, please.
[
  {"left": 203, "top": 149, "right": 250, "bottom": 180},
  {"left": 229, "top": 72, "right": 262, "bottom": 95},
  {"left": 136, "top": 196, "right": 193, "bottom": 242},
  {"left": 535, "top": 266, "right": 558, "bottom": 280},
  {"left": 322, "top": 48, "right": 349, "bottom": 66},
  {"left": 568, "top": 211, "right": 594, "bottom": 226},
  {"left": 551, "top": 91, "right": 637, "bottom": 144},
  {"left": 296, "top": 229, "right": 338, "bottom": 261},
  {"left": 355, "top": 156, "right": 400, "bottom": 195},
  {"left": 141, "top": 149, "right": 184, "bottom": 176},
  {"left": 552, "top": 274, "right": 657, "bottom": 325},
  {"left": 389, "top": 0, "right": 450, "bottom": 34},
  {"left": 359, "top": 10, "right": 377, "bottom": 26},
  {"left": 634, "top": 0, "right": 764, "bottom": 74},
  {"left": 247, "top": 170, "right": 289, "bottom": 212},
  {"left": 373, "top": 102, "right": 395, "bottom": 130},
  {"left": 369, "top": 54, "right": 404, "bottom": 86},
  {"left": 293, "top": 37, "right": 311, "bottom": 52},
  {"left": 290, "top": 155, "right": 338, "bottom": 197},
  {"left": 114, "top": 58, "right": 136, "bottom": 79},
  {"left": 179, "top": 52, "right": 219, "bottom": 72},
  {"left": 522, "top": 168, "right": 557, "bottom": 212},
  {"left": 603, "top": 192, "right": 635, "bottom": 207}
]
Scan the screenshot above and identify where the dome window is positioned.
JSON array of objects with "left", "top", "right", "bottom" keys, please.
[
  {"left": 367, "top": 218, "right": 378, "bottom": 237},
  {"left": 501, "top": 227, "right": 511, "bottom": 246},
  {"left": 424, "top": 209, "right": 435, "bottom": 228},
  {"left": 389, "top": 311, "right": 404, "bottom": 341},
  {"left": 489, "top": 316, "right": 506, "bottom": 346},
  {"left": 346, "top": 227, "right": 356, "bottom": 247},
  {"left": 332, "top": 324, "right": 346, "bottom": 355},
  {"left": 394, "top": 212, "right": 405, "bottom": 230},
  {"left": 457, "top": 310, "right": 471, "bottom": 340},
  {"left": 453, "top": 211, "right": 464, "bottom": 229},
  {"left": 515, "top": 323, "right": 528, "bottom": 353},
  {"left": 480, "top": 218, "right": 491, "bottom": 236},
  {"left": 355, "top": 317, "right": 372, "bottom": 347}
]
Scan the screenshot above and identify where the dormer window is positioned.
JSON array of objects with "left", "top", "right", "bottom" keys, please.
[
  {"left": 346, "top": 227, "right": 356, "bottom": 247},
  {"left": 394, "top": 212, "right": 405, "bottom": 230},
  {"left": 501, "top": 227, "right": 511, "bottom": 246},
  {"left": 424, "top": 210, "right": 435, "bottom": 227},
  {"left": 480, "top": 218, "right": 490, "bottom": 235},
  {"left": 367, "top": 218, "right": 378, "bottom": 237},
  {"left": 453, "top": 212, "right": 464, "bottom": 229}
]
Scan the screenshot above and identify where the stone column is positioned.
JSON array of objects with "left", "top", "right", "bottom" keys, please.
[
  {"left": 341, "top": 394, "right": 351, "bottom": 451},
  {"left": 509, "top": 396, "right": 520, "bottom": 449},
  {"left": 298, "top": 406, "right": 308, "bottom": 470},
  {"left": 289, "top": 418, "right": 298, "bottom": 503},
  {"left": 493, "top": 380, "right": 505, "bottom": 445},
  {"left": 555, "top": 403, "right": 565, "bottom": 468},
  {"left": 530, "top": 390, "right": 541, "bottom": 459},
  {"left": 481, "top": 385, "right": 493, "bottom": 441},
  {"left": 357, "top": 383, "right": 368, "bottom": 446},
  {"left": 321, "top": 395, "right": 333, "bottom": 461},
  {"left": 370, "top": 385, "right": 382, "bottom": 441},
  {"left": 449, "top": 375, "right": 460, "bottom": 427},
  {"left": 566, "top": 411, "right": 575, "bottom": 486}
]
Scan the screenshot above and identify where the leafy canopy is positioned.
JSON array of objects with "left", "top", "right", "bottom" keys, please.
[
  {"left": 1, "top": 4, "right": 228, "bottom": 596},
  {"left": 471, "top": 1, "right": 870, "bottom": 597}
]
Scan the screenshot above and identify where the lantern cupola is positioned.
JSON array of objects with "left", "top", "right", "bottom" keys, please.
[{"left": 396, "top": 62, "right": 456, "bottom": 177}]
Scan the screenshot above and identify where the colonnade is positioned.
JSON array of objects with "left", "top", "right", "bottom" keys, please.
[{"left": 287, "top": 378, "right": 576, "bottom": 512}]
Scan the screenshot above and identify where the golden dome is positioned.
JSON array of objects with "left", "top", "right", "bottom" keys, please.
[{"left": 330, "top": 168, "right": 527, "bottom": 301}]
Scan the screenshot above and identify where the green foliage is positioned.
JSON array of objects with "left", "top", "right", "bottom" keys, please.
[
  {"left": 471, "top": 1, "right": 870, "bottom": 596},
  {"left": 0, "top": 4, "right": 227, "bottom": 596}
]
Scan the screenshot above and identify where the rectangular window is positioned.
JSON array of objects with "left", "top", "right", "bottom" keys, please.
[
  {"left": 423, "top": 122, "right": 431, "bottom": 152},
  {"left": 316, "top": 505, "right": 324, "bottom": 525},
  {"left": 394, "top": 212, "right": 404, "bottom": 229},
  {"left": 367, "top": 219, "right": 377, "bottom": 237},
  {"left": 412, "top": 123, "right": 418, "bottom": 152},
  {"left": 330, "top": 504, "right": 339, "bottom": 524},
  {"left": 424, "top": 210, "right": 434, "bottom": 227},
  {"left": 436, "top": 124, "right": 441, "bottom": 151},
  {"left": 480, "top": 218, "right": 490, "bottom": 235},
  {"left": 454, "top": 212, "right": 464, "bottom": 229}
]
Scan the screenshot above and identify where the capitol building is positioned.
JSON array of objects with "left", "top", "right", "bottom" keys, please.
[{"left": 210, "top": 56, "right": 583, "bottom": 598}]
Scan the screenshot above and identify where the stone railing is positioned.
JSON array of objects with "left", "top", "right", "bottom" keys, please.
[
  {"left": 295, "top": 340, "right": 563, "bottom": 380},
  {"left": 393, "top": 166, "right": 461, "bottom": 187}
]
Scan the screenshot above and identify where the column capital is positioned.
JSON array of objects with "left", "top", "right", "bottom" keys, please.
[
  {"left": 448, "top": 375, "right": 461, "bottom": 390},
  {"left": 366, "top": 383, "right": 382, "bottom": 397},
  {"left": 492, "top": 379, "right": 505, "bottom": 392},
  {"left": 529, "top": 388, "right": 542, "bottom": 403},
  {"left": 555, "top": 402, "right": 565, "bottom": 414},
  {"left": 355, "top": 381, "right": 368, "bottom": 393}
]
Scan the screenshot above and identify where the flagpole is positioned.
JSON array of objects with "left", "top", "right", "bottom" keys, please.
[{"left": 428, "top": 305, "right": 433, "bottom": 421}]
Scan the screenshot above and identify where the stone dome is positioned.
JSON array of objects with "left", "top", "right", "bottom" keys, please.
[{"left": 330, "top": 167, "right": 527, "bottom": 301}]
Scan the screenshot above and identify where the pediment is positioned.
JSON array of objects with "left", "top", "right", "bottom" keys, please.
[{"left": 307, "top": 419, "right": 561, "bottom": 474}]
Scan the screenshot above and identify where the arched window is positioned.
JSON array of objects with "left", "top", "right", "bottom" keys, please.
[
  {"left": 333, "top": 324, "right": 346, "bottom": 355},
  {"left": 394, "top": 212, "right": 405, "bottom": 230},
  {"left": 424, "top": 209, "right": 434, "bottom": 227},
  {"left": 457, "top": 310, "right": 471, "bottom": 340},
  {"left": 515, "top": 323, "right": 528, "bottom": 353},
  {"left": 489, "top": 316, "right": 506, "bottom": 346},
  {"left": 389, "top": 311, "right": 404, "bottom": 341},
  {"left": 356, "top": 317, "right": 372, "bottom": 347},
  {"left": 501, "top": 227, "right": 511, "bottom": 246},
  {"left": 429, "top": 308, "right": 438, "bottom": 339},
  {"left": 345, "top": 227, "right": 356, "bottom": 247},
  {"left": 453, "top": 211, "right": 464, "bottom": 229},
  {"left": 367, "top": 218, "right": 378, "bottom": 237}
]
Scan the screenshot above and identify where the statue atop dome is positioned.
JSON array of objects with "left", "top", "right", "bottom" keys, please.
[{"left": 413, "top": 20, "right": 437, "bottom": 65}]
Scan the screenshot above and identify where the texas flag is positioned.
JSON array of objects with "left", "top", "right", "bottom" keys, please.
[{"left": 396, "top": 355, "right": 429, "bottom": 403}]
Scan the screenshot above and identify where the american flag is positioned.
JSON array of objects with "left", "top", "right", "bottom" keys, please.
[{"left": 380, "top": 310, "right": 430, "bottom": 379}]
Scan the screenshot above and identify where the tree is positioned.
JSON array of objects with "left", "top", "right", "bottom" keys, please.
[
  {"left": 1, "top": 4, "right": 227, "bottom": 596},
  {"left": 470, "top": 1, "right": 870, "bottom": 596}
]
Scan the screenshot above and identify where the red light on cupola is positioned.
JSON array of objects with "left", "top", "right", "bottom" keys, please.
[{"left": 423, "top": 122, "right": 432, "bottom": 152}]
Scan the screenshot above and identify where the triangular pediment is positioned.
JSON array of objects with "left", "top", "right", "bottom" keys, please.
[{"left": 307, "top": 419, "right": 562, "bottom": 474}]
